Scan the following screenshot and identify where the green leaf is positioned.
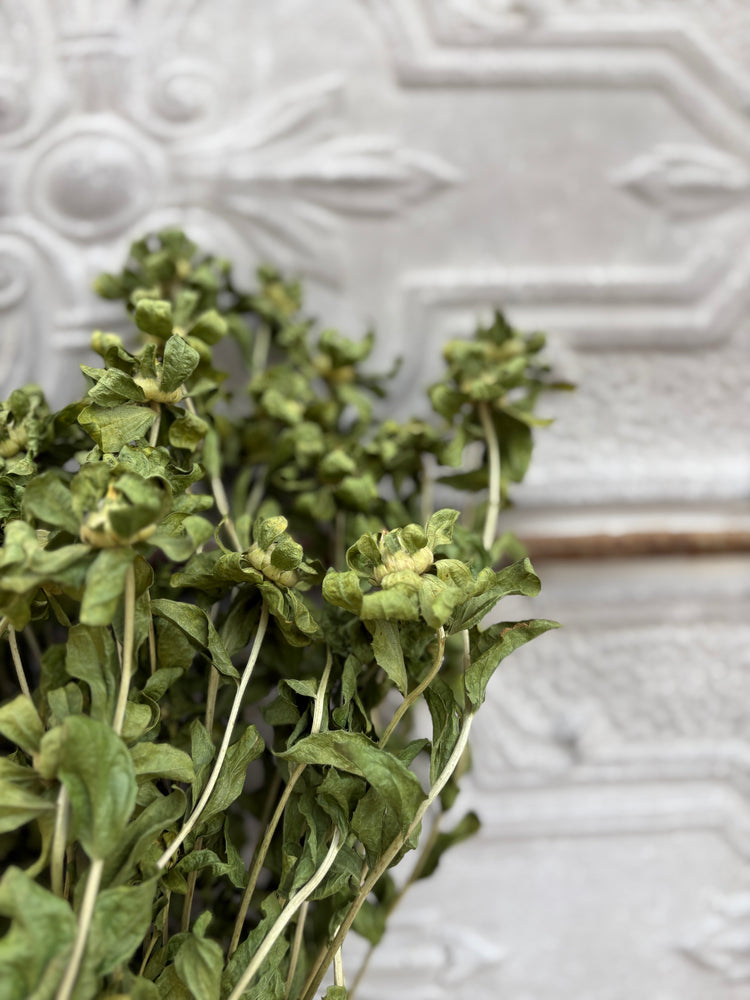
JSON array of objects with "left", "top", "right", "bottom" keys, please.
[
  {"left": 322, "top": 569, "right": 362, "bottom": 615},
  {"left": 369, "top": 620, "right": 407, "bottom": 695},
  {"left": 50, "top": 714, "right": 137, "bottom": 859},
  {"left": 280, "top": 732, "right": 425, "bottom": 842},
  {"left": 425, "top": 508, "right": 459, "bottom": 549},
  {"left": 161, "top": 334, "right": 201, "bottom": 394},
  {"left": 168, "top": 410, "right": 209, "bottom": 450},
  {"left": 448, "top": 557, "right": 542, "bottom": 634},
  {"left": 0, "top": 695, "right": 43, "bottom": 754},
  {"left": 0, "top": 778, "right": 54, "bottom": 833},
  {"left": 199, "top": 725, "right": 264, "bottom": 830},
  {"left": 86, "top": 878, "right": 157, "bottom": 977},
  {"left": 80, "top": 547, "right": 137, "bottom": 626},
  {"left": 103, "top": 789, "right": 186, "bottom": 886},
  {"left": 175, "top": 934, "right": 223, "bottom": 1000},
  {"left": 135, "top": 298, "right": 174, "bottom": 339},
  {"left": 22, "top": 471, "right": 79, "bottom": 534},
  {"left": 465, "top": 619, "right": 560, "bottom": 708},
  {"left": 65, "top": 624, "right": 119, "bottom": 723},
  {"left": 0, "top": 867, "right": 77, "bottom": 1000},
  {"left": 130, "top": 742, "right": 195, "bottom": 784},
  {"left": 151, "top": 598, "right": 238, "bottom": 678},
  {"left": 189, "top": 309, "right": 228, "bottom": 344},
  {"left": 78, "top": 403, "right": 157, "bottom": 452}
]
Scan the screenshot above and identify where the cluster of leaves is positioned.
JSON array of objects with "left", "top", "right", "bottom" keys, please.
[{"left": 0, "top": 230, "right": 562, "bottom": 1000}]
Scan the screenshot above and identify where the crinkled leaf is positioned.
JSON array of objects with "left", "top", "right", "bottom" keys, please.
[
  {"left": 65, "top": 624, "right": 119, "bottom": 723},
  {"left": 448, "top": 557, "right": 541, "bottom": 634},
  {"left": 199, "top": 725, "right": 264, "bottom": 830},
  {"left": 161, "top": 334, "right": 201, "bottom": 394},
  {"left": 0, "top": 778, "right": 54, "bottom": 833},
  {"left": 465, "top": 619, "right": 560, "bottom": 708},
  {"left": 425, "top": 508, "right": 459, "bottom": 549},
  {"left": 369, "top": 619, "right": 407, "bottom": 695},
  {"left": 86, "top": 878, "right": 157, "bottom": 977},
  {"left": 280, "top": 731, "right": 425, "bottom": 842},
  {"left": 151, "top": 597, "right": 238, "bottom": 678},
  {"left": 80, "top": 547, "right": 137, "bottom": 626},
  {"left": 78, "top": 403, "right": 156, "bottom": 452},
  {"left": 175, "top": 933, "right": 223, "bottom": 1000},
  {"left": 130, "top": 742, "right": 195, "bottom": 784},
  {"left": 135, "top": 298, "right": 174, "bottom": 339},
  {"left": 49, "top": 714, "right": 137, "bottom": 859},
  {"left": 0, "top": 695, "right": 44, "bottom": 754},
  {"left": 0, "top": 867, "right": 77, "bottom": 1000},
  {"left": 322, "top": 569, "right": 362, "bottom": 614},
  {"left": 22, "top": 471, "right": 79, "bottom": 534}
]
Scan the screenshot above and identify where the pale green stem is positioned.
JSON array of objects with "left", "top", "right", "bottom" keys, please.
[
  {"left": 333, "top": 940, "right": 346, "bottom": 989},
  {"left": 0, "top": 616, "right": 8, "bottom": 640},
  {"left": 478, "top": 401, "right": 501, "bottom": 551},
  {"left": 148, "top": 403, "right": 161, "bottom": 447},
  {"left": 300, "top": 712, "right": 476, "bottom": 1000},
  {"left": 226, "top": 830, "right": 342, "bottom": 1000},
  {"left": 204, "top": 665, "right": 220, "bottom": 736},
  {"left": 284, "top": 900, "right": 309, "bottom": 999},
  {"left": 228, "top": 648, "right": 333, "bottom": 957},
  {"left": 156, "top": 602, "right": 270, "bottom": 870},
  {"left": 380, "top": 628, "right": 445, "bottom": 749},
  {"left": 8, "top": 626, "right": 31, "bottom": 699},
  {"left": 245, "top": 466, "right": 267, "bottom": 522},
  {"left": 251, "top": 323, "right": 271, "bottom": 375},
  {"left": 349, "top": 815, "right": 442, "bottom": 1000},
  {"left": 228, "top": 763, "right": 305, "bottom": 958},
  {"left": 112, "top": 564, "right": 136, "bottom": 736},
  {"left": 419, "top": 455, "right": 434, "bottom": 525},
  {"left": 55, "top": 857, "right": 104, "bottom": 1000},
  {"left": 51, "top": 785, "right": 70, "bottom": 898},
  {"left": 185, "top": 397, "right": 243, "bottom": 551}
]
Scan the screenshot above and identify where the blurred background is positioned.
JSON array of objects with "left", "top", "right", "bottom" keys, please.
[{"left": 1, "top": 1, "right": 749, "bottom": 996}]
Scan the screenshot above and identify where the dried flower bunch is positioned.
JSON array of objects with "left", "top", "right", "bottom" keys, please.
[{"left": 0, "top": 230, "right": 564, "bottom": 1000}]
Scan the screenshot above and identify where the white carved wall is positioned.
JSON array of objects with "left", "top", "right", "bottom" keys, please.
[{"left": 2, "top": 2, "right": 749, "bottom": 996}]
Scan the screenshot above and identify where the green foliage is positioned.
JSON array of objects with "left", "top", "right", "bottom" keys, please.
[{"left": 0, "top": 229, "right": 564, "bottom": 999}]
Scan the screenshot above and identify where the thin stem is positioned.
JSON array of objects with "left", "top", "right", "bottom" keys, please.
[
  {"left": 349, "top": 815, "right": 442, "bottom": 999},
  {"left": 51, "top": 785, "right": 70, "bottom": 898},
  {"left": 251, "top": 323, "right": 271, "bottom": 375},
  {"left": 245, "top": 466, "right": 267, "bottom": 522},
  {"left": 380, "top": 628, "right": 445, "bottom": 749},
  {"left": 300, "top": 713, "right": 476, "bottom": 1000},
  {"left": 55, "top": 857, "right": 104, "bottom": 1000},
  {"left": 156, "top": 602, "right": 270, "bottom": 870},
  {"left": 228, "top": 648, "right": 333, "bottom": 957},
  {"left": 185, "top": 397, "right": 243, "bottom": 551},
  {"left": 478, "top": 401, "right": 501, "bottom": 551},
  {"left": 419, "top": 455, "right": 434, "bottom": 525},
  {"left": 228, "top": 764, "right": 305, "bottom": 957},
  {"left": 147, "top": 601, "right": 157, "bottom": 676},
  {"left": 284, "top": 900, "right": 309, "bottom": 999},
  {"left": 204, "top": 666, "right": 220, "bottom": 735},
  {"left": 138, "top": 928, "right": 159, "bottom": 977},
  {"left": 112, "top": 564, "right": 136, "bottom": 737},
  {"left": 0, "top": 616, "right": 8, "bottom": 640},
  {"left": 226, "top": 830, "right": 342, "bottom": 1000},
  {"left": 333, "top": 939, "right": 346, "bottom": 989},
  {"left": 148, "top": 403, "right": 162, "bottom": 447},
  {"left": 8, "top": 626, "right": 31, "bottom": 699}
]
